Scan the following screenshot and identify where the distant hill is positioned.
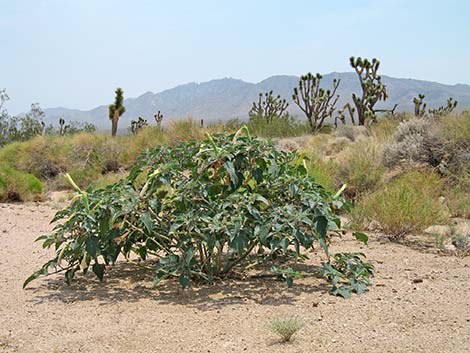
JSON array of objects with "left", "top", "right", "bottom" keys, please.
[{"left": 43, "top": 73, "right": 470, "bottom": 129}]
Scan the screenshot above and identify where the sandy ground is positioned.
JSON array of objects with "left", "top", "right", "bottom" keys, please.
[{"left": 1, "top": 202, "right": 469, "bottom": 353}]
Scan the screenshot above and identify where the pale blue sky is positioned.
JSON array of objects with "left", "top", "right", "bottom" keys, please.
[{"left": 1, "top": 0, "right": 469, "bottom": 114}]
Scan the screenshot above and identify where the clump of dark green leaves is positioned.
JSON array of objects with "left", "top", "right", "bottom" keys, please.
[{"left": 25, "top": 127, "right": 373, "bottom": 297}]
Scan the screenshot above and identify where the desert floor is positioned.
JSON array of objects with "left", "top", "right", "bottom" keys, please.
[{"left": 1, "top": 202, "right": 469, "bottom": 353}]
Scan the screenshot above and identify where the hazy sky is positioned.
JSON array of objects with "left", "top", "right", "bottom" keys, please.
[{"left": 2, "top": 0, "right": 469, "bottom": 114}]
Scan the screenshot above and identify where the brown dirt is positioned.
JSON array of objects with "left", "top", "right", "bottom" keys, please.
[{"left": 1, "top": 202, "right": 469, "bottom": 353}]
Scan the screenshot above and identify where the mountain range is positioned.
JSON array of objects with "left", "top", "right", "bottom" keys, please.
[{"left": 43, "top": 73, "right": 470, "bottom": 129}]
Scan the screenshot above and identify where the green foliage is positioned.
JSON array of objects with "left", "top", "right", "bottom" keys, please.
[
  {"left": 268, "top": 316, "right": 304, "bottom": 342},
  {"left": 320, "top": 252, "right": 374, "bottom": 298},
  {"left": 25, "top": 128, "right": 372, "bottom": 295},
  {"left": 351, "top": 171, "right": 448, "bottom": 237},
  {"left": 0, "top": 97, "right": 46, "bottom": 147},
  {"left": 292, "top": 73, "right": 340, "bottom": 133},
  {"left": 0, "top": 163, "right": 43, "bottom": 201}
]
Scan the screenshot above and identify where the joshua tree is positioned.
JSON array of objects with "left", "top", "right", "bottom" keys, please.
[
  {"left": 58, "top": 118, "right": 70, "bottom": 135},
  {"left": 292, "top": 73, "right": 340, "bottom": 133},
  {"left": 413, "top": 94, "right": 427, "bottom": 117},
  {"left": 130, "top": 116, "right": 148, "bottom": 134},
  {"left": 108, "top": 88, "right": 126, "bottom": 137},
  {"left": 249, "top": 91, "right": 289, "bottom": 123},
  {"left": 339, "top": 57, "right": 390, "bottom": 126},
  {"left": 429, "top": 97, "right": 458, "bottom": 118},
  {"left": 154, "top": 111, "right": 163, "bottom": 128}
]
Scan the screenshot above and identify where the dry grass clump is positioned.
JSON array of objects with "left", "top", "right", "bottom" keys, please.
[
  {"left": 0, "top": 163, "right": 43, "bottom": 201},
  {"left": 335, "top": 138, "right": 385, "bottom": 200},
  {"left": 351, "top": 170, "right": 448, "bottom": 237},
  {"left": 334, "top": 125, "right": 368, "bottom": 142},
  {"left": 267, "top": 316, "right": 304, "bottom": 343},
  {"left": 444, "top": 173, "right": 470, "bottom": 218}
]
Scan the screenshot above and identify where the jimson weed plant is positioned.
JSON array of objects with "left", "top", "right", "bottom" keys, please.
[{"left": 25, "top": 127, "right": 372, "bottom": 297}]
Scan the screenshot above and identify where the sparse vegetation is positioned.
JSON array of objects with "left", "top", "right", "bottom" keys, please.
[
  {"left": 351, "top": 171, "right": 448, "bottom": 238},
  {"left": 268, "top": 316, "right": 304, "bottom": 342}
]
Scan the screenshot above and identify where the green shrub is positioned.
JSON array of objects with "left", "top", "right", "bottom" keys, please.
[
  {"left": 351, "top": 170, "right": 448, "bottom": 237},
  {"left": 0, "top": 163, "right": 43, "bottom": 201},
  {"left": 25, "top": 128, "right": 372, "bottom": 296}
]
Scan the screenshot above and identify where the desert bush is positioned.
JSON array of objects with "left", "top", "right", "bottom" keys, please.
[
  {"left": 25, "top": 128, "right": 372, "bottom": 297},
  {"left": 351, "top": 170, "right": 448, "bottom": 237},
  {"left": 336, "top": 138, "right": 385, "bottom": 199},
  {"left": 383, "top": 118, "right": 444, "bottom": 169},
  {"left": 0, "top": 163, "right": 43, "bottom": 201},
  {"left": 268, "top": 316, "right": 304, "bottom": 342}
]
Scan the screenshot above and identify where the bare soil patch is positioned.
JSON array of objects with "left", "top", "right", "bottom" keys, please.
[{"left": 1, "top": 203, "right": 469, "bottom": 353}]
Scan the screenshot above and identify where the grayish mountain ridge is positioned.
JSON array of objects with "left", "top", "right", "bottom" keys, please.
[{"left": 43, "top": 73, "right": 470, "bottom": 129}]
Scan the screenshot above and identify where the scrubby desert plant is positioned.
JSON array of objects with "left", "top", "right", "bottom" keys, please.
[
  {"left": 383, "top": 118, "right": 443, "bottom": 169},
  {"left": 351, "top": 171, "right": 448, "bottom": 237},
  {"left": 268, "top": 316, "right": 304, "bottom": 342},
  {"left": 24, "top": 128, "right": 372, "bottom": 296}
]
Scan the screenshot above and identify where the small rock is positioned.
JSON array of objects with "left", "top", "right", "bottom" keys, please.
[
  {"left": 423, "top": 225, "right": 451, "bottom": 237},
  {"left": 444, "top": 243, "right": 457, "bottom": 252},
  {"left": 454, "top": 222, "right": 470, "bottom": 237},
  {"left": 368, "top": 220, "right": 381, "bottom": 231},
  {"left": 412, "top": 278, "right": 423, "bottom": 284}
]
